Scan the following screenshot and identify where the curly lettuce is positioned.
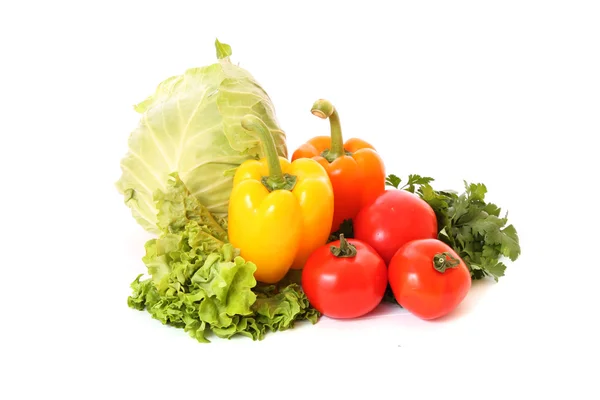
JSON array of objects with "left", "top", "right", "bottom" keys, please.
[
  {"left": 116, "top": 39, "right": 288, "bottom": 234},
  {"left": 127, "top": 174, "right": 319, "bottom": 342}
]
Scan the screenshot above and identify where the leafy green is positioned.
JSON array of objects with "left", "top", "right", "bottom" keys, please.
[
  {"left": 155, "top": 173, "right": 228, "bottom": 241},
  {"left": 386, "top": 174, "right": 434, "bottom": 193},
  {"left": 214, "top": 38, "right": 232, "bottom": 59},
  {"left": 128, "top": 242, "right": 258, "bottom": 343},
  {"left": 386, "top": 175, "right": 521, "bottom": 281},
  {"left": 127, "top": 175, "right": 319, "bottom": 343},
  {"left": 129, "top": 242, "right": 319, "bottom": 342},
  {"left": 116, "top": 39, "right": 288, "bottom": 234},
  {"left": 252, "top": 283, "right": 320, "bottom": 333}
]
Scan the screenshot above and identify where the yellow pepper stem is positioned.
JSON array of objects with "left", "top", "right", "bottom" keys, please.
[
  {"left": 311, "top": 99, "right": 349, "bottom": 163},
  {"left": 242, "top": 115, "right": 297, "bottom": 191}
]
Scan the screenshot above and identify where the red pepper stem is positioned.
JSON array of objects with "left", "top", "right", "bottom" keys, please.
[
  {"left": 241, "top": 115, "right": 297, "bottom": 191},
  {"left": 330, "top": 234, "right": 357, "bottom": 258},
  {"left": 311, "top": 99, "right": 345, "bottom": 162}
]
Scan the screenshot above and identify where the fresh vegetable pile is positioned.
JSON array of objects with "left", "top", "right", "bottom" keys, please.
[{"left": 118, "top": 40, "right": 521, "bottom": 343}]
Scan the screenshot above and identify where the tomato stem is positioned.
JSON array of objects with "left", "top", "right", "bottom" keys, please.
[
  {"left": 311, "top": 99, "right": 348, "bottom": 162},
  {"left": 241, "top": 114, "right": 297, "bottom": 191},
  {"left": 433, "top": 252, "right": 461, "bottom": 273},
  {"left": 330, "top": 234, "right": 357, "bottom": 258}
]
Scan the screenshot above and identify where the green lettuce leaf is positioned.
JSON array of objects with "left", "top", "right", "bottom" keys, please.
[
  {"left": 116, "top": 39, "right": 288, "bottom": 234},
  {"left": 251, "top": 283, "right": 320, "bottom": 333},
  {"left": 155, "top": 173, "right": 228, "bottom": 241},
  {"left": 131, "top": 238, "right": 258, "bottom": 343},
  {"left": 127, "top": 179, "right": 320, "bottom": 343},
  {"left": 129, "top": 232, "right": 320, "bottom": 342}
]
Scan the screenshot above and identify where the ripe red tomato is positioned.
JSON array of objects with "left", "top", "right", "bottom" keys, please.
[
  {"left": 301, "top": 235, "right": 387, "bottom": 319},
  {"left": 353, "top": 189, "right": 438, "bottom": 264},
  {"left": 388, "top": 238, "right": 472, "bottom": 320}
]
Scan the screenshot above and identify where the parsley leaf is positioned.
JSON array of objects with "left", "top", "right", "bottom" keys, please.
[
  {"left": 404, "top": 174, "right": 435, "bottom": 193},
  {"left": 386, "top": 173, "right": 434, "bottom": 193},
  {"left": 499, "top": 225, "right": 520, "bottom": 261},
  {"left": 385, "top": 174, "right": 402, "bottom": 189}
]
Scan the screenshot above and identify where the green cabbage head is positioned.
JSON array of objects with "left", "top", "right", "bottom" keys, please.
[{"left": 116, "top": 39, "right": 288, "bottom": 234}]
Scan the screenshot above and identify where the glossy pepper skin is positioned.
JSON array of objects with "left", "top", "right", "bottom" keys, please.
[
  {"left": 228, "top": 115, "right": 334, "bottom": 284},
  {"left": 292, "top": 99, "right": 386, "bottom": 233}
]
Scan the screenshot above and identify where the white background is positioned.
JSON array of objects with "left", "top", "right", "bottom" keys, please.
[{"left": 1, "top": 1, "right": 599, "bottom": 399}]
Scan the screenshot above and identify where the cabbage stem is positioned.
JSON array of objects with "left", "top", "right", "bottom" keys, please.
[
  {"left": 241, "top": 115, "right": 296, "bottom": 191},
  {"left": 311, "top": 99, "right": 345, "bottom": 162}
]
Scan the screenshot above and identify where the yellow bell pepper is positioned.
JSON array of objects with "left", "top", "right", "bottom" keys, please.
[{"left": 228, "top": 115, "right": 334, "bottom": 284}]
